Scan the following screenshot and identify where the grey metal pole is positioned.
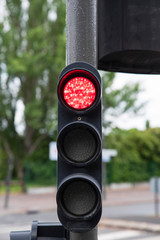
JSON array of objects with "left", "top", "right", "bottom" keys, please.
[
  {"left": 155, "top": 177, "right": 159, "bottom": 217},
  {"left": 66, "top": 0, "right": 97, "bottom": 67},
  {"left": 66, "top": 0, "right": 98, "bottom": 239}
]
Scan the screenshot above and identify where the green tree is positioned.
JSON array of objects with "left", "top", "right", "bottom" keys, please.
[
  {"left": 0, "top": 0, "right": 145, "bottom": 190},
  {"left": 102, "top": 72, "right": 145, "bottom": 132},
  {"left": 0, "top": 0, "right": 66, "bottom": 190},
  {"left": 106, "top": 128, "right": 160, "bottom": 183}
]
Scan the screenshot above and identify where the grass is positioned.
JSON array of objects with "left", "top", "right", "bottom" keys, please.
[
  {"left": 0, "top": 183, "right": 56, "bottom": 194},
  {"left": 0, "top": 185, "right": 21, "bottom": 194}
]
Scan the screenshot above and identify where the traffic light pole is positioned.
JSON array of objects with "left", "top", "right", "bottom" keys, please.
[
  {"left": 66, "top": 1, "right": 98, "bottom": 240},
  {"left": 66, "top": 0, "right": 97, "bottom": 67},
  {"left": 69, "top": 228, "right": 98, "bottom": 240}
]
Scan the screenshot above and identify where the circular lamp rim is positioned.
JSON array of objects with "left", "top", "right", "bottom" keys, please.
[
  {"left": 57, "top": 121, "right": 102, "bottom": 167},
  {"left": 57, "top": 175, "right": 101, "bottom": 219},
  {"left": 58, "top": 69, "right": 101, "bottom": 114}
]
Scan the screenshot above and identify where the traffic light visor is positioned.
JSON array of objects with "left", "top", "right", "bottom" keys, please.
[{"left": 58, "top": 69, "right": 100, "bottom": 111}]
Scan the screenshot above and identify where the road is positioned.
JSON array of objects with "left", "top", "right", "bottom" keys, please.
[
  {"left": 1, "top": 185, "right": 160, "bottom": 240},
  {"left": 98, "top": 229, "right": 160, "bottom": 239},
  {"left": 1, "top": 202, "right": 160, "bottom": 240},
  {"left": 2, "top": 221, "right": 160, "bottom": 240},
  {"left": 102, "top": 202, "right": 156, "bottom": 218},
  {"left": 1, "top": 219, "right": 160, "bottom": 240}
]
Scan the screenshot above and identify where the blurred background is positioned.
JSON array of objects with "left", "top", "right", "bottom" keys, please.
[{"left": 1, "top": 0, "right": 160, "bottom": 239}]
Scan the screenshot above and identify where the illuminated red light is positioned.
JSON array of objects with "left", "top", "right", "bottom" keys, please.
[{"left": 63, "top": 77, "right": 96, "bottom": 109}]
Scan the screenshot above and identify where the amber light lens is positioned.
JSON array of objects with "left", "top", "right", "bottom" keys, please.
[{"left": 63, "top": 77, "right": 96, "bottom": 110}]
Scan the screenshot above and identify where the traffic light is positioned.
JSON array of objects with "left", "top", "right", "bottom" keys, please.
[
  {"left": 56, "top": 62, "right": 102, "bottom": 233},
  {"left": 98, "top": 0, "right": 160, "bottom": 74}
]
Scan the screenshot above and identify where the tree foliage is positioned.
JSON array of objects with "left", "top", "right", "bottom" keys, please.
[
  {"left": 0, "top": 0, "right": 66, "bottom": 184},
  {"left": 102, "top": 72, "right": 145, "bottom": 130},
  {"left": 106, "top": 127, "right": 160, "bottom": 183},
  {"left": 0, "top": 0, "right": 146, "bottom": 187}
]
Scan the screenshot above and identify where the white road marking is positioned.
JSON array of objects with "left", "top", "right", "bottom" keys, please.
[
  {"left": 99, "top": 230, "right": 143, "bottom": 240},
  {"left": 140, "top": 237, "right": 160, "bottom": 240}
]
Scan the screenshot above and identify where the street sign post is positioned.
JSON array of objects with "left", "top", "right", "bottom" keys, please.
[
  {"left": 150, "top": 177, "right": 160, "bottom": 217},
  {"left": 49, "top": 142, "right": 57, "bottom": 161},
  {"left": 102, "top": 149, "right": 117, "bottom": 199},
  {"left": 102, "top": 149, "right": 117, "bottom": 162}
]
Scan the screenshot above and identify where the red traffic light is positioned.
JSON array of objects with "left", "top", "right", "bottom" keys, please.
[
  {"left": 58, "top": 68, "right": 100, "bottom": 112},
  {"left": 63, "top": 76, "right": 96, "bottom": 110}
]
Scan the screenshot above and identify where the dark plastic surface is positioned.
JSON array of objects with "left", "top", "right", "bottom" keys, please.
[
  {"left": 57, "top": 62, "right": 102, "bottom": 232},
  {"left": 98, "top": 0, "right": 160, "bottom": 74},
  {"left": 10, "top": 222, "right": 67, "bottom": 240}
]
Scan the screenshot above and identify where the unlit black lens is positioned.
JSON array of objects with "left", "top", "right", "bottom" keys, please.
[
  {"left": 63, "top": 127, "right": 96, "bottom": 163},
  {"left": 62, "top": 180, "right": 97, "bottom": 216}
]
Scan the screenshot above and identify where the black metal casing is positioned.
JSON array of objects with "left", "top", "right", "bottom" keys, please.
[
  {"left": 98, "top": 0, "right": 160, "bottom": 74},
  {"left": 56, "top": 62, "right": 102, "bottom": 233}
]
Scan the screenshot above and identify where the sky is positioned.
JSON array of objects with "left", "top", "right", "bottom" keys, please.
[{"left": 112, "top": 72, "right": 160, "bottom": 130}]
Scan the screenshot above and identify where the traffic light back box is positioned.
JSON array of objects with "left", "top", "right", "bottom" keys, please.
[{"left": 98, "top": 0, "right": 160, "bottom": 74}]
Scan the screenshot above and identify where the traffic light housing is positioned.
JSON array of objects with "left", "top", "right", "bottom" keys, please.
[{"left": 56, "top": 62, "right": 102, "bottom": 233}]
